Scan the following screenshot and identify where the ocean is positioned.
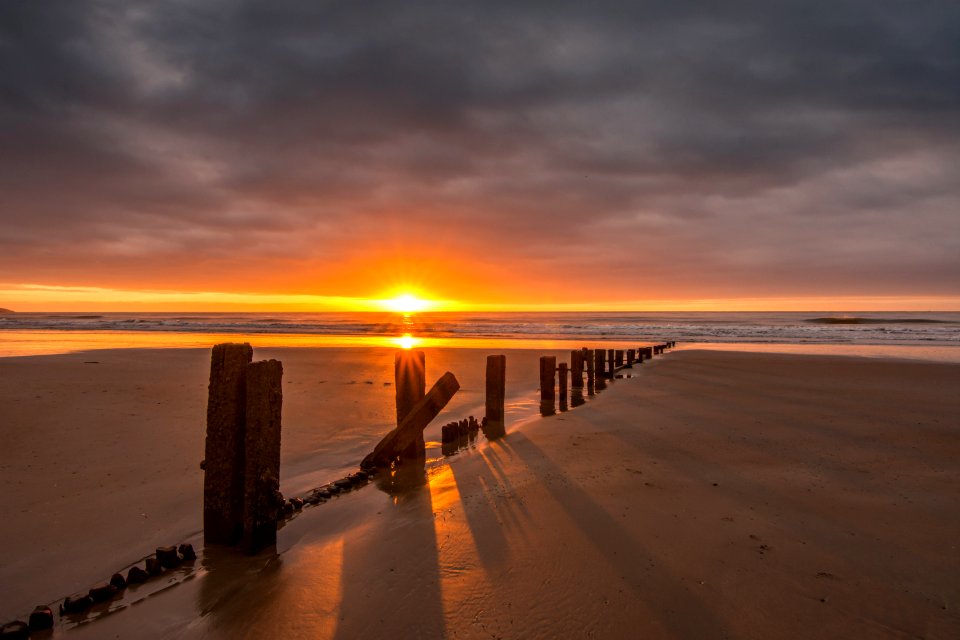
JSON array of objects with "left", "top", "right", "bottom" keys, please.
[{"left": 3, "top": 310, "right": 959, "bottom": 342}]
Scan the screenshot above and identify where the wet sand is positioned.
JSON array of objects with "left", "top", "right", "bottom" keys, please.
[{"left": 2, "top": 349, "right": 958, "bottom": 638}]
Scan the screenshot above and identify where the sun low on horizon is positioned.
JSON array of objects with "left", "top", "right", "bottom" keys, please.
[{"left": 381, "top": 293, "right": 431, "bottom": 314}]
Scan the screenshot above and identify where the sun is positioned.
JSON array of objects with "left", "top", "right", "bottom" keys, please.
[{"left": 383, "top": 293, "right": 429, "bottom": 313}]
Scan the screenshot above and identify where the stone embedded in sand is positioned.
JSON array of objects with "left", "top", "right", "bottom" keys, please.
[
  {"left": 28, "top": 605, "right": 54, "bottom": 631},
  {"left": 0, "top": 620, "right": 29, "bottom": 639},
  {"left": 61, "top": 594, "right": 93, "bottom": 614},
  {"left": 156, "top": 546, "right": 181, "bottom": 569},
  {"left": 126, "top": 566, "right": 148, "bottom": 584},
  {"left": 109, "top": 572, "right": 127, "bottom": 590},
  {"left": 88, "top": 584, "right": 117, "bottom": 603},
  {"left": 145, "top": 557, "right": 162, "bottom": 576},
  {"left": 178, "top": 543, "right": 197, "bottom": 561}
]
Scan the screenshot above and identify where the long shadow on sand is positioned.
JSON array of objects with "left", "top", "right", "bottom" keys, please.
[
  {"left": 331, "top": 464, "right": 446, "bottom": 639},
  {"left": 492, "top": 432, "right": 731, "bottom": 638}
]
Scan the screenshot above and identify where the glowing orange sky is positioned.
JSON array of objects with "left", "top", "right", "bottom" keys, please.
[{"left": 2, "top": 3, "right": 958, "bottom": 312}]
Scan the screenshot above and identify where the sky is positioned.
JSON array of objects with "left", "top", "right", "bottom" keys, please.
[{"left": 1, "top": 0, "right": 959, "bottom": 311}]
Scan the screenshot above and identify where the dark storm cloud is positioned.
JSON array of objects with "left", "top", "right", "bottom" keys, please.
[{"left": 1, "top": 0, "right": 958, "bottom": 298}]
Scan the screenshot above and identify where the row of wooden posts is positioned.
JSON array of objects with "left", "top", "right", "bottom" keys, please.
[
  {"left": 202, "top": 340, "right": 675, "bottom": 554},
  {"left": 538, "top": 342, "right": 676, "bottom": 405}
]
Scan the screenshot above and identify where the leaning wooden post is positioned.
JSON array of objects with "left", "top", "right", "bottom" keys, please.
[
  {"left": 539, "top": 355, "right": 556, "bottom": 403},
  {"left": 558, "top": 362, "right": 568, "bottom": 403},
  {"left": 241, "top": 359, "right": 283, "bottom": 554},
  {"left": 362, "top": 373, "right": 460, "bottom": 469},
  {"left": 570, "top": 350, "right": 584, "bottom": 388},
  {"left": 594, "top": 350, "right": 606, "bottom": 390},
  {"left": 485, "top": 354, "right": 506, "bottom": 427},
  {"left": 204, "top": 343, "right": 253, "bottom": 545},
  {"left": 395, "top": 350, "right": 426, "bottom": 459}
]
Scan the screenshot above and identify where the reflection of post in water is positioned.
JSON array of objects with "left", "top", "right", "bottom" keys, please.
[
  {"left": 372, "top": 463, "right": 428, "bottom": 495},
  {"left": 570, "top": 388, "right": 585, "bottom": 408},
  {"left": 483, "top": 354, "right": 507, "bottom": 440}
]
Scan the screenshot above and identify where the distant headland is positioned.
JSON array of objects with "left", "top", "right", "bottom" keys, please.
[{"left": 0, "top": 308, "right": 14, "bottom": 314}]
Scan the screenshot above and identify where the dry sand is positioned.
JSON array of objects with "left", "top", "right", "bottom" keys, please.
[{"left": 1, "top": 349, "right": 958, "bottom": 638}]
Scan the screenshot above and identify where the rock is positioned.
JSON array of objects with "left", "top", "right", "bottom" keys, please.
[
  {"left": 145, "top": 557, "right": 163, "bottom": 576},
  {"left": 29, "top": 605, "right": 54, "bottom": 631},
  {"left": 61, "top": 594, "right": 93, "bottom": 614},
  {"left": 178, "top": 543, "right": 197, "bottom": 561},
  {"left": 109, "top": 572, "right": 127, "bottom": 590},
  {"left": 289, "top": 497, "right": 304, "bottom": 510},
  {"left": 281, "top": 501, "right": 294, "bottom": 515},
  {"left": 88, "top": 584, "right": 117, "bottom": 603},
  {"left": 126, "top": 566, "right": 148, "bottom": 584},
  {"left": 156, "top": 546, "right": 181, "bottom": 569},
  {"left": 0, "top": 621, "right": 29, "bottom": 639},
  {"left": 326, "top": 484, "right": 341, "bottom": 495}
]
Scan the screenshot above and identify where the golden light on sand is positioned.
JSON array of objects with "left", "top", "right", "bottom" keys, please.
[
  {"left": 383, "top": 293, "right": 430, "bottom": 313},
  {"left": 395, "top": 334, "right": 418, "bottom": 350}
]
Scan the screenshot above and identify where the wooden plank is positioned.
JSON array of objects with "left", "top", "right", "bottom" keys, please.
[{"left": 361, "top": 372, "right": 460, "bottom": 469}]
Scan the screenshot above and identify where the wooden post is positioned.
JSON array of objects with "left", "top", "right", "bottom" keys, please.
[
  {"left": 558, "top": 362, "right": 568, "bottom": 402},
  {"left": 539, "top": 356, "right": 556, "bottom": 403},
  {"left": 607, "top": 349, "right": 615, "bottom": 377},
  {"left": 614, "top": 350, "right": 624, "bottom": 368},
  {"left": 241, "top": 359, "right": 283, "bottom": 554},
  {"left": 570, "top": 350, "right": 584, "bottom": 388},
  {"left": 362, "top": 372, "right": 460, "bottom": 469},
  {"left": 627, "top": 349, "right": 635, "bottom": 366},
  {"left": 204, "top": 343, "right": 253, "bottom": 545},
  {"left": 395, "top": 350, "right": 426, "bottom": 460},
  {"left": 594, "top": 350, "right": 606, "bottom": 389},
  {"left": 585, "top": 349, "right": 595, "bottom": 392},
  {"left": 485, "top": 354, "right": 506, "bottom": 426}
]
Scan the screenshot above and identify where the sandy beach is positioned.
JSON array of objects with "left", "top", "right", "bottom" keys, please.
[{"left": 1, "top": 348, "right": 958, "bottom": 638}]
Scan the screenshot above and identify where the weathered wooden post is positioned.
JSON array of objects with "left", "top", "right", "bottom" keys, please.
[
  {"left": 558, "top": 362, "right": 568, "bottom": 403},
  {"left": 642, "top": 346, "right": 653, "bottom": 360},
  {"left": 570, "top": 350, "right": 584, "bottom": 389},
  {"left": 594, "top": 350, "right": 606, "bottom": 390},
  {"left": 539, "top": 355, "right": 556, "bottom": 403},
  {"left": 607, "top": 349, "right": 615, "bottom": 378},
  {"left": 614, "top": 350, "right": 624, "bottom": 368},
  {"left": 626, "top": 349, "right": 635, "bottom": 366},
  {"left": 395, "top": 350, "right": 426, "bottom": 459},
  {"left": 585, "top": 349, "right": 595, "bottom": 392},
  {"left": 204, "top": 343, "right": 253, "bottom": 545},
  {"left": 241, "top": 359, "right": 283, "bottom": 554},
  {"left": 485, "top": 354, "right": 506, "bottom": 428}
]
